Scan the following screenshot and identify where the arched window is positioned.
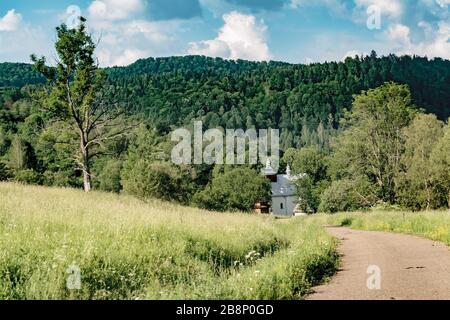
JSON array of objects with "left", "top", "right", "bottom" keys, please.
[{"left": 280, "top": 202, "right": 284, "bottom": 210}]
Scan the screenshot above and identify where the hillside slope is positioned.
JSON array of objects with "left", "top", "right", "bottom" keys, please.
[
  {"left": 1, "top": 54, "right": 449, "bottom": 149},
  {"left": 0, "top": 182, "right": 338, "bottom": 300}
]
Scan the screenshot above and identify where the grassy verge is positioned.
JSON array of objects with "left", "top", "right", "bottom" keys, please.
[
  {"left": 0, "top": 183, "right": 338, "bottom": 300},
  {"left": 316, "top": 210, "right": 450, "bottom": 245}
]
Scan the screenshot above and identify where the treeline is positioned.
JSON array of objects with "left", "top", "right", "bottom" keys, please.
[{"left": 285, "top": 83, "right": 450, "bottom": 213}]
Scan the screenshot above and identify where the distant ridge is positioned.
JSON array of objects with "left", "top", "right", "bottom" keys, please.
[{"left": 1, "top": 54, "right": 449, "bottom": 148}]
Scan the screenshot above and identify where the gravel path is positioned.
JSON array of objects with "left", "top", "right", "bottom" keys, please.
[{"left": 308, "top": 227, "right": 450, "bottom": 300}]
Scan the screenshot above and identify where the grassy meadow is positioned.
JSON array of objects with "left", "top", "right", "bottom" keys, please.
[
  {"left": 0, "top": 182, "right": 338, "bottom": 300},
  {"left": 319, "top": 210, "right": 450, "bottom": 245}
]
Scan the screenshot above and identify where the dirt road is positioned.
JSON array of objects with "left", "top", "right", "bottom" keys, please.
[{"left": 308, "top": 227, "right": 450, "bottom": 300}]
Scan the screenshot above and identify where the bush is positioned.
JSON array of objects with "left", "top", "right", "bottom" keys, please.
[
  {"left": 13, "top": 169, "right": 41, "bottom": 185},
  {"left": 193, "top": 167, "right": 271, "bottom": 212},
  {"left": 43, "top": 170, "right": 75, "bottom": 187},
  {"left": 122, "top": 161, "right": 193, "bottom": 203},
  {"left": 340, "top": 217, "right": 353, "bottom": 226},
  {"left": 318, "top": 177, "right": 376, "bottom": 213},
  {"left": 97, "top": 160, "right": 122, "bottom": 193},
  {"left": 0, "top": 162, "right": 10, "bottom": 181}
]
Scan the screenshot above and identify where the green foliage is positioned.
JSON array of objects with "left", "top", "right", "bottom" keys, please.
[
  {"left": 7, "top": 135, "right": 27, "bottom": 170},
  {"left": 1, "top": 49, "right": 450, "bottom": 212},
  {"left": 95, "top": 159, "right": 123, "bottom": 193},
  {"left": 318, "top": 177, "right": 377, "bottom": 213},
  {"left": 284, "top": 146, "right": 329, "bottom": 213},
  {"left": 395, "top": 114, "right": 444, "bottom": 210},
  {"left": 122, "top": 161, "right": 193, "bottom": 204},
  {"left": 31, "top": 17, "right": 118, "bottom": 192},
  {"left": 13, "top": 169, "right": 41, "bottom": 185},
  {"left": 0, "top": 162, "right": 10, "bottom": 181},
  {"left": 3, "top": 53, "right": 450, "bottom": 150},
  {"left": 329, "top": 83, "right": 417, "bottom": 204},
  {"left": 42, "top": 170, "right": 74, "bottom": 187},
  {"left": 193, "top": 167, "right": 271, "bottom": 212},
  {"left": 430, "top": 122, "right": 450, "bottom": 207},
  {"left": 340, "top": 217, "right": 353, "bottom": 227},
  {"left": 0, "top": 63, "right": 45, "bottom": 87},
  {"left": 120, "top": 125, "right": 193, "bottom": 203}
]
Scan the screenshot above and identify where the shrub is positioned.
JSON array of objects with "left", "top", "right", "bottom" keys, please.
[
  {"left": 340, "top": 217, "right": 353, "bottom": 226},
  {"left": 43, "top": 170, "right": 75, "bottom": 187},
  {"left": 0, "top": 162, "right": 10, "bottom": 181},
  {"left": 122, "top": 161, "right": 193, "bottom": 203},
  {"left": 319, "top": 177, "right": 376, "bottom": 213},
  {"left": 193, "top": 167, "right": 271, "bottom": 212},
  {"left": 97, "top": 160, "right": 122, "bottom": 193},
  {"left": 13, "top": 169, "right": 41, "bottom": 185}
]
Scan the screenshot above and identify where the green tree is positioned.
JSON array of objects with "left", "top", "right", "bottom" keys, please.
[
  {"left": 121, "top": 125, "right": 194, "bottom": 203},
  {"left": 283, "top": 146, "right": 329, "bottom": 213},
  {"left": 8, "top": 135, "right": 27, "bottom": 171},
  {"left": 430, "top": 121, "right": 450, "bottom": 208},
  {"left": 96, "top": 159, "right": 123, "bottom": 193},
  {"left": 193, "top": 167, "right": 271, "bottom": 212},
  {"left": 318, "top": 177, "right": 377, "bottom": 213},
  {"left": 122, "top": 161, "right": 192, "bottom": 203},
  {"left": 396, "top": 114, "right": 444, "bottom": 210},
  {"left": 330, "top": 82, "right": 416, "bottom": 204}
]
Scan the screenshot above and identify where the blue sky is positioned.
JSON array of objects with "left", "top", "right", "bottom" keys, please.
[{"left": 0, "top": 0, "right": 449, "bottom": 66}]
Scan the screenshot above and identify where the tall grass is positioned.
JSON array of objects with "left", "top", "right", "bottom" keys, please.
[
  {"left": 0, "top": 183, "right": 338, "bottom": 300},
  {"left": 319, "top": 210, "right": 450, "bottom": 245}
]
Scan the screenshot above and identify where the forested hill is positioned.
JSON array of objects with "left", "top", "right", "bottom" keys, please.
[
  {"left": 0, "top": 63, "right": 46, "bottom": 87},
  {"left": 1, "top": 54, "right": 449, "bottom": 148},
  {"left": 104, "top": 54, "right": 450, "bottom": 148}
]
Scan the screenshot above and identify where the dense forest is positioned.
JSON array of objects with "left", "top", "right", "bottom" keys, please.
[
  {"left": 2, "top": 53, "right": 450, "bottom": 149},
  {"left": 0, "top": 49, "right": 449, "bottom": 212}
]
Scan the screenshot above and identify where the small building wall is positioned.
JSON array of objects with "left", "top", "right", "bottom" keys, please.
[{"left": 272, "top": 196, "right": 298, "bottom": 216}]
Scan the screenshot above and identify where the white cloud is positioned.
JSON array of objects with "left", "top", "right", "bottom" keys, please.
[
  {"left": 123, "top": 20, "right": 171, "bottom": 43},
  {"left": 387, "top": 23, "right": 411, "bottom": 45},
  {"left": 188, "top": 11, "right": 272, "bottom": 61},
  {"left": 83, "top": 0, "right": 184, "bottom": 66},
  {"left": 88, "top": 0, "right": 144, "bottom": 21},
  {"left": 0, "top": 9, "right": 52, "bottom": 63},
  {"left": 435, "top": 0, "right": 450, "bottom": 8},
  {"left": 386, "top": 21, "right": 450, "bottom": 59},
  {"left": 0, "top": 9, "right": 22, "bottom": 31},
  {"left": 189, "top": 39, "right": 231, "bottom": 58},
  {"left": 91, "top": 19, "right": 179, "bottom": 66},
  {"left": 415, "top": 21, "right": 450, "bottom": 59},
  {"left": 98, "top": 48, "right": 149, "bottom": 66}
]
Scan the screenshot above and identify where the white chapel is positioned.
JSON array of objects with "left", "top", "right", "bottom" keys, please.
[{"left": 262, "top": 160, "right": 305, "bottom": 217}]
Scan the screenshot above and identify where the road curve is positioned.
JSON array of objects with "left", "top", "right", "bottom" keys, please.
[{"left": 308, "top": 227, "right": 450, "bottom": 300}]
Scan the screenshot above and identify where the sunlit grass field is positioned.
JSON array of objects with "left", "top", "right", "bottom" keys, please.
[
  {"left": 0, "top": 183, "right": 338, "bottom": 300},
  {"left": 318, "top": 210, "right": 450, "bottom": 245}
]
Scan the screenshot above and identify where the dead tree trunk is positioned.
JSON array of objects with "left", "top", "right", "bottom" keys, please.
[{"left": 80, "top": 131, "right": 91, "bottom": 193}]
